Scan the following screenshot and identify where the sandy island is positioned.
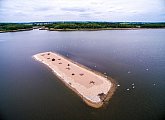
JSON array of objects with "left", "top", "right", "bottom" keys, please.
[{"left": 33, "top": 52, "right": 116, "bottom": 108}]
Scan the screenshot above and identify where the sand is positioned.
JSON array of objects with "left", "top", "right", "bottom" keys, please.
[{"left": 33, "top": 52, "right": 116, "bottom": 108}]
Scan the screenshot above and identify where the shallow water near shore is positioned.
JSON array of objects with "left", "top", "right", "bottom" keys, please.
[{"left": 0, "top": 29, "right": 165, "bottom": 120}]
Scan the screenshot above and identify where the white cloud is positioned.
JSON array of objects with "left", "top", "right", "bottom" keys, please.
[{"left": 0, "top": 0, "right": 164, "bottom": 22}]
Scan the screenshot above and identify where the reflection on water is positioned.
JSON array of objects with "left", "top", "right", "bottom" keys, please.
[{"left": 0, "top": 29, "right": 165, "bottom": 120}]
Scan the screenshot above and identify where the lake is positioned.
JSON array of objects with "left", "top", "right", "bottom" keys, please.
[{"left": 0, "top": 29, "right": 165, "bottom": 120}]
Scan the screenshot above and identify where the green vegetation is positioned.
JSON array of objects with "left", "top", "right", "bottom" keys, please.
[
  {"left": 0, "top": 22, "right": 165, "bottom": 32},
  {"left": 42, "top": 22, "right": 165, "bottom": 30},
  {"left": 0, "top": 23, "right": 33, "bottom": 32},
  {"left": 44, "top": 22, "right": 103, "bottom": 29}
]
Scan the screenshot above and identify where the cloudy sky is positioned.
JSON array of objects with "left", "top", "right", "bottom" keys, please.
[{"left": 0, "top": 0, "right": 164, "bottom": 22}]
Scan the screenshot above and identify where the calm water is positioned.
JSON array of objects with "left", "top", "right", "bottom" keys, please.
[{"left": 0, "top": 29, "right": 165, "bottom": 120}]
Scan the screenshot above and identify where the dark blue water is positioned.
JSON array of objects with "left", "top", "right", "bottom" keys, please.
[{"left": 0, "top": 29, "right": 165, "bottom": 120}]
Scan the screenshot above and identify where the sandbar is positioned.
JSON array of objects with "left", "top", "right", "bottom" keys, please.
[{"left": 33, "top": 52, "right": 116, "bottom": 108}]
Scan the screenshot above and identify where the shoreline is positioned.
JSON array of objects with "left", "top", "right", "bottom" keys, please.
[
  {"left": 0, "top": 28, "right": 33, "bottom": 33},
  {"left": 48, "top": 28, "right": 139, "bottom": 31},
  {"left": 46, "top": 27, "right": 165, "bottom": 31},
  {"left": 1, "top": 27, "right": 165, "bottom": 33},
  {"left": 33, "top": 52, "right": 117, "bottom": 108}
]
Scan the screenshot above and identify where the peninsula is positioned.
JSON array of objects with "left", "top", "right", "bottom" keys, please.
[{"left": 33, "top": 52, "right": 116, "bottom": 108}]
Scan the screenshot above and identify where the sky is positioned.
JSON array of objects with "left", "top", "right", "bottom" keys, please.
[{"left": 0, "top": 0, "right": 165, "bottom": 22}]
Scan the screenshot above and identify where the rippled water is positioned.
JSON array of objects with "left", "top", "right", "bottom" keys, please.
[{"left": 0, "top": 29, "right": 165, "bottom": 120}]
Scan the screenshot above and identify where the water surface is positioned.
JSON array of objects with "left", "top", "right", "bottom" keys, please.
[{"left": 0, "top": 29, "right": 165, "bottom": 120}]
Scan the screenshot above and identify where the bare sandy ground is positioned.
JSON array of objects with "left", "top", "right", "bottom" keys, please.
[{"left": 33, "top": 52, "right": 116, "bottom": 108}]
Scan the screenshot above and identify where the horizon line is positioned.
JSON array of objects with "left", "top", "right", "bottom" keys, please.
[{"left": 0, "top": 21, "right": 165, "bottom": 24}]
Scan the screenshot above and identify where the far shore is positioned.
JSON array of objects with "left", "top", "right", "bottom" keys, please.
[
  {"left": 48, "top": 27, "right": 141, "bottom": 31},
  {"left": 1, "top": 22, "right": 165, "bottom": 33},
  {"left": 0, "top": 28, "right": 33, "bottom": 33},
  {"left": 43, "top": 27, "right": 165, "bottom": 31},
  {"left": 1, "top": 27, "right": 165, "bottom": 33}
]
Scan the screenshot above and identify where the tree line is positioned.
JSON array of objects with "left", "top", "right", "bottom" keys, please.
[
  {"left": 0, "top": 22, "right": 165, "bottom": 31},
  {"left": 39, "top": 22, "right": 165, "bottom": 29},
  {"left": 0, "top": 23, "right": 33, "bottom": 31}
]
